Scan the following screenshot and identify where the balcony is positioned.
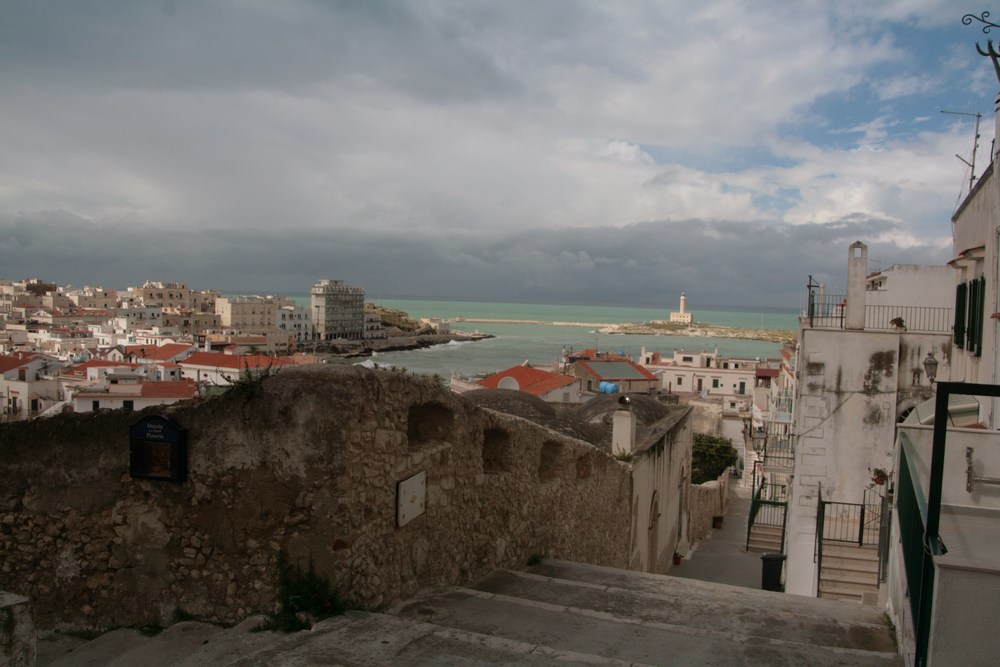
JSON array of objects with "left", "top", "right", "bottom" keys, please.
[
  {"left": 893, "top": 382, "right": 1000, "bottom": 666},
  {"left": 803, "top": 291, "right": 953, "bottom": 333}
]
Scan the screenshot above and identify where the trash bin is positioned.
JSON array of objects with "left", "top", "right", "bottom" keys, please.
[{"left": 761, "top": 553, "right": 786, "bottom": 592}]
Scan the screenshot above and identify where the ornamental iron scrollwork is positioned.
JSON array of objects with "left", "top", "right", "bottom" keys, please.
[{"left": 964, "top": 11, "right": 1000, "bottom": 83}]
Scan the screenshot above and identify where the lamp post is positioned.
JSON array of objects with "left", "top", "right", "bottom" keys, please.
[
  {"left": 751, "top": 428, "right": 767, "bottom": 489},
  {"left": 923, "top": 352, "right": 939, "bottom": 386}
]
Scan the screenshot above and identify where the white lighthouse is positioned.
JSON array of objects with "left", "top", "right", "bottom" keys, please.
[{"left": 669, "top": 292, "right": 693, "bottom": 324}]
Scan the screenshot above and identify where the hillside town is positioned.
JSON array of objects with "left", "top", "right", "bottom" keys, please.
[
  {"left": 7, "top": 6, "right": 1000, "bottom": 666},
  {"left": 4, "top": 228, "right": 1000, "bottom": 666}
]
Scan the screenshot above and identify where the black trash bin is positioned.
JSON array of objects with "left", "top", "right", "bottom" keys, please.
[{"left": 761, "top": 553, "right": 786, "bottom": 592}]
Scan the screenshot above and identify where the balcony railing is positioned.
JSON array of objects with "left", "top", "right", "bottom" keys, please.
[
  {"left": 804, "top": 291, "right": 953, "bottom": 333},
  {"left": 746, "top": 478, "right": 788, "bottom": 551},
  {"left": 763, "top": 437, "right": 794, "bottom": 471},
  {"left": 898, "top": 382, "right": 1000, "bottom": 666}
]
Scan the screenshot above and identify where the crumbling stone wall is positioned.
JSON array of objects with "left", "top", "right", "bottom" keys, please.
[
  {"left": 0, "top": 366, "right": 631, "bottom": 630},
  {"left": 689, "top": 471, "right": 731, "bottom": 543}
]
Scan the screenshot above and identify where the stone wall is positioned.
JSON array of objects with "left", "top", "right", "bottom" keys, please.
[
  {"left": 688, "top": 471, "right": 731, "bottom": 543},
  {"left": 0, "top": 366, "right": 632, "bottom": 630},
  {"left": 0, "top": 592, "right": 34, "bottom": 667}
]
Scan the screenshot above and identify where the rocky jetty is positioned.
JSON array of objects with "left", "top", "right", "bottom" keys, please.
[{"left": 598, "top": 320, "right": 796, "bottom": 345}]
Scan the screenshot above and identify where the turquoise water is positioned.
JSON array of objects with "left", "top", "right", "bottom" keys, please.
[{"left": 326, "top": 297, "right": 799, "bottom": 379}]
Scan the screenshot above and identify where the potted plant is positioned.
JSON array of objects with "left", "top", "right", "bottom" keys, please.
[{"left": 871, "top": 468, "right": 888, "bottom": 485}]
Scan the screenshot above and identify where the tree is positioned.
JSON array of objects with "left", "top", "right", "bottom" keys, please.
[{"left": 691, "top": 433, "right": 738, "bottom": 484}]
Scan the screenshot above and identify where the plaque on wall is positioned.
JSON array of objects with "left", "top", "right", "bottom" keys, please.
[
  {"left": 396, "top": 471, "right": 426, "bottom": 527},
  {"left": 129, "top": 414, "right": 187, "bottom": 482}
]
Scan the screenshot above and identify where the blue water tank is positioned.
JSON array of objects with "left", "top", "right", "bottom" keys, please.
[{"left": 599, "top": 381, "right": 620, "bottom": 394}]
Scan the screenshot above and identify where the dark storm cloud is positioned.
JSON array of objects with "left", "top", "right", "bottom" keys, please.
[
  {"left": 0, "top": 1, "right": 972, "bottom": 306},
  {"left": 0, "top": 212, "right": 949, "bottom": 309}
]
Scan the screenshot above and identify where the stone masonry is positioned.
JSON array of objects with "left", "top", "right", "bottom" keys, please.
[{"left": 0, "top": 365, "right": 632, "bottom": 630}]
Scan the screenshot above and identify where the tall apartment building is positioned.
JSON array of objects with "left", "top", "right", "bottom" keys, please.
[
  {"left": 130, "top": 281, "right": 219, "bottom": 313},
  {"left": 215, "top": 296, "right": 293, "bottom": 334},
  {"left": 311, "top": 279, "right": 364, "bottom": 341}
]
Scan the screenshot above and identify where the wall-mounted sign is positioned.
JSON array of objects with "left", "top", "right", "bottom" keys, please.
[
  {"left": 396, "top": 471, "right": 426, "bottom": 527},
  {"left": 129, "top": 415, "right": 187, "bottom": 483}
]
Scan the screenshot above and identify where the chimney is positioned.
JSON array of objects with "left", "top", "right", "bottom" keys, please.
[
  {"left": 845, "top": 241, "right": 867, "bottom": 330},
  {"left": 612, "top": 396, "right": 636, "bottom": 456}
]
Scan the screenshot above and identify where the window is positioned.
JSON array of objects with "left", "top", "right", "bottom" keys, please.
[
  {"left": 676, "top": 377, "right": 683, "bottom": 386},
  {"left": 712, "top": 379, "right": 720, "bottom": 389},
  {"left": 682, "top": 356, "right": 693, "bottom": 362},
  {"left": 123, "top": 400, "right": 134, "bottom": 411},
  {"left": 955, "top": 276, "right": 986, "bottom": 356}
]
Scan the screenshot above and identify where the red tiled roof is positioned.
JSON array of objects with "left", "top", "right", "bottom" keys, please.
[
  {"left": 0, "top": 353, "right": 38, "bottom": 373},
  {"left": 180, "top": 352, "right": 297, "bottom": 370},
  {"left": 756, "top": 368, "right": 780, "bottom": 378},
  {"left": 478, "top": 366, "right": 576, "bottom": 396},
  {"left": 128, "top": 343, "right": 195, "bottom": 361}
]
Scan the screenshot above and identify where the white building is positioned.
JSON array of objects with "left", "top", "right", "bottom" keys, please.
[
  {"left": 277, "top": 304, "right": 312, "bottom": 342},
  {"left": 311, "top": 279, "right": 365, "bottom": 341},
  {"left": 779, "top": 242, "right": 954, "bottom": 602},
  {"left": 215, "top": 295, "right": 294, "bottom": 334},
  {"left": 70, "top": 375, "right": 198, "bottom": 413}
]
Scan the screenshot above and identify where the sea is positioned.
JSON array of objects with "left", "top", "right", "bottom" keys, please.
[{"left": 292, "top": 296, "right": 798, "bottom": 379}]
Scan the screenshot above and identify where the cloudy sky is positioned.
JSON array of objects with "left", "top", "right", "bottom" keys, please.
[{"left": 1, "top": 1, "right": 996, "bottom": 308}]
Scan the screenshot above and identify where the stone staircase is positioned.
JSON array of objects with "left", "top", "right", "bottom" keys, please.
[
  {"left": 818, "top": 542, "right": 881, "bottom": 603},
  {"left": 746, "top": 523, "right": 783, "bottom": 553},
  {"left": 37, "top": 560, "right": 901, "bottom": 666}
]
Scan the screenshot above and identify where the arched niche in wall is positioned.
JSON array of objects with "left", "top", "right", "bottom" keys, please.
[
  {"left": 482, "top": 427, "right": 510, "bottom": 473},
  {"left": 539, "top": 440, "right": 564, "bottom": 482},
  {"left": 406, "top": 402, "right": 455, "bottom": 450}
]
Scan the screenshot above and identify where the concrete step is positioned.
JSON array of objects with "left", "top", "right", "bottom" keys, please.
[
  {"left": 819, "top": 586, "right": 872, "bottom": 603},
  {"left": 820, "top": 568, "right": 879, "bottom": 588},
  {"left": 390, "top": 566, "right": 899, "bottom": 665},
  {"left": 747, "top": 524, "right": 783, "bottom": 553},
  {"left": 822, "top": 555, "right": 879, "bottom": 574},
  {"left": 822, "top": 542, "right": 879, "bottom": 560},
  {"left": 36, "top": 560, "right": 903, "bottom": 666},
  {"left": 42, "top": 628, "right": 148, "bottom": 667}
]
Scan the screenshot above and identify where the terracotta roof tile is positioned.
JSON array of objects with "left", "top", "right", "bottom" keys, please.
[{"left": 180, "top": 352, "right": 296, "bottom": 370}]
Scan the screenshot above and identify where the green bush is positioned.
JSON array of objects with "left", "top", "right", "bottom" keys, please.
[{"left": 692, "top": 434, "right": 738, "bottom": 484}]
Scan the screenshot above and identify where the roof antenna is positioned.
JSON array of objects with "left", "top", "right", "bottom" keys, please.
[{"left": 941, "top": 109, "right": 982, "bottom": 195}]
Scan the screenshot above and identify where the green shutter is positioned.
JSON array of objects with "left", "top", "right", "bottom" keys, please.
[
  {"left": 975, "top": 276, "right": 986, "bottom": 357},
  {"left": 954, "top": 282, "right": 967, "bottom": 348}
]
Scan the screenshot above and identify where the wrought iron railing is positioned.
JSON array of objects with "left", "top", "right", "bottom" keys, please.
[
  {"left": 815, "top": 484, "right": 886, "bottom": 595},
  {"left": 763, "top": 438, "right": 795, "bottom": 470},
  {"left": 899, "top": 435, "right": 936, "bottom": 667},
  {"left": 817, "top": 488, "right": 882, "bottom": 546},
  {"left": 804, "top": 290, "right": 952, "bottom": 333},
  {"left": 746, "top": 479, "right": 788, "bottom": 551}
]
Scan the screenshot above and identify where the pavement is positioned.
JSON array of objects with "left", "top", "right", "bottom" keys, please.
[{"left": 672, "top": 480, "right": 771, "bottom": 589}]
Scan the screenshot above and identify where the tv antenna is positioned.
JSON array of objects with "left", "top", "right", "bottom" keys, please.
[{"left": 941, "top": 109, "right": 982, "bottom": 194}]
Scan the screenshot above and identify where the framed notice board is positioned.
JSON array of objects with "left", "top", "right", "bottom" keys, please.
[{"left": 129, "top": 414, "right": 187, "bottom": 482}]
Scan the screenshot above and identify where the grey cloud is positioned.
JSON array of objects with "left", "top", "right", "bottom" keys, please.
[{"left": 0, "top": 213, "right": 949, "bottom": 309}]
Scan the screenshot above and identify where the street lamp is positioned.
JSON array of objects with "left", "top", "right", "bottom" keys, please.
[
  {"left": 923, "top": 352, "right": 939, "bottom": 385},
  {"left": 752, "top": 428, "right": 767, "bottom": 455}
]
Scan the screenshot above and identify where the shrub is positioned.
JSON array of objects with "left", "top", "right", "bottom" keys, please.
[
  {"left": 257, "top": 553, "right": 351, "bottom": 632},
  {"left": 692, "top": 434, "right": 738, "bottom": 484}
]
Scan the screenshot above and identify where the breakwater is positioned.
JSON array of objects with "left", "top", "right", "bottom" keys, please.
[{"left": 450, "top": 317, "right": 796, "bottom": 345}]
